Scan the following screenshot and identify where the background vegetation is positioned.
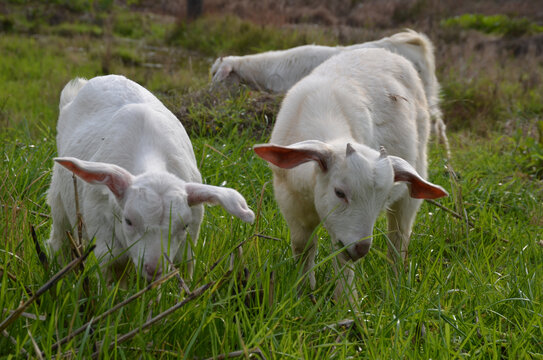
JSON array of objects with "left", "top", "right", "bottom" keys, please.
[{"left": 1, "top": 0, "right": 542, "bottom": 358}]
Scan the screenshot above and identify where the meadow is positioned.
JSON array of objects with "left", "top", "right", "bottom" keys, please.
[{"left": 1, "top": 1, "right": 542, "bottom": 358}]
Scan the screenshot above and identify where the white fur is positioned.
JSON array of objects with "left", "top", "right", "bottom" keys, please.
[
  {"left": 254, "top": 48, "right": 447, "bottom": 302},
  {"left": 212, "top": 30, "right": 450, "bottom": 156},
  {"left": 48, "top": 75, "right": 254, "bottom": 282}
]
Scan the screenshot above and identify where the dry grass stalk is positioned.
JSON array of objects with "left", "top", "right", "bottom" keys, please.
[
  {"left": 254, "top": 181, "right": 269, "bottom": 233},
  {"left": 0, "top": 245, "right": 95, "bottom": 333},
  {"left": 254, "top": 233, "right": 283, "bottom": 242},
  {"left": 71, "top": 175, "right": 84, "bottom": 251},
  {"left": 0, "top": 267, "right": 18, "bottom": 282},
  {"left": 2, "top": 329, "right": 29, "bottom": 357},
  {"left": 425, "top": 198, "right": 509, "bottom": 243},
  {"left": 425, "top": 199, "right": 475, "bottom": 227},
  {"left": 193, "top": 235, "right": 254, "bottom": 286},
  {"left": 90, "top": 280, "right": 217, "bottom": 359},
  {"left": 50, "top": 269, "right": 179, "bottom": 353},
  {"left": 31, "top": 225, "right": 49, "bottom": 272},
  {"left": 268, "top": 270, "right": 275, "bottom": 310},
  {"left": 3, "top": 310, "right": 46, "bottom": 321},
  {"left": 163, "top": 252, "right": 191, "bottom": 294},
  {"left": 26, "top": 319, "right": 44, "bottom": 360},
  {"left": 203, "top": 347, "right": 267, "bottom": 360},
  {"left": 0, "top": 204, "right": 50, "bottom": 218},
  {"left": 320, "top": 318, "right": 356, "bottom": 332}
]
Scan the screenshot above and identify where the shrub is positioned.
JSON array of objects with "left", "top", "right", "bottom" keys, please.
[{"left": 441, "top": 14, "right": 543, "bottom": 38}]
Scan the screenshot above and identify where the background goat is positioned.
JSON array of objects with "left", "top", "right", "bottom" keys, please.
[{"left": 212, "top": 30, "right": 450, "bottom": 156}]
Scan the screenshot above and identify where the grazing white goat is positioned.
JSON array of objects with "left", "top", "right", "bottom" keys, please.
[
  {"left": 47, "top": 75, "right": 254, "bottom": 282},
  {"left": 254, "top": 48, "right": 448, "bottom": 302},
  {"left": 211, "top": 30, "right": 450, "bottom": 157}
]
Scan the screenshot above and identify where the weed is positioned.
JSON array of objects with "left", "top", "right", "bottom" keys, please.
[
  {"left": 167, "top": 15, "right": 334, "bottom": 57},
  {"left": 442, "top": 14, "right": 543, "bottom": 38}
]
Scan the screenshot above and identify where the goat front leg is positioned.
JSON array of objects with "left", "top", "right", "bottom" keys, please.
[
  {"left": 386, "top": 195, "right": 422, "bottom": 275},
  {"left": 290, "top": 223, "right": 318, "bottom": 293},
  {"left": 333, "top": 251, "right": 357, "bottom": 304}
]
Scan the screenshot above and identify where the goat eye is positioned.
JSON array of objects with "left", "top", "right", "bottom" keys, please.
[
  {"left": 125, "top": 218, "right": 133, "bottom": 226},
  {"left": 334, "top": 188, "right": 346, "bottom": 200}
]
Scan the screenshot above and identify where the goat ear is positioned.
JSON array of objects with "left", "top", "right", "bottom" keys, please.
[
  {"left": 186, "top": 183, "right": 255, "bottom": 223},
  {"left": 55, "top": 157, "right": 133, "bottom": 199},
  {"left": 253, "top": 140, "right": 331, "bottom": 172},
  {"left": 388, "top": 156, "right": 448, "bottom": 199}
]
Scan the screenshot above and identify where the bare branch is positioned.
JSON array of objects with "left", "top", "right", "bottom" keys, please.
[
  {"left": 31, "top": 225, "right": 49, "bottom": 272},
  {"left": 2, "top": 329, "right": 29, "bottom": 358},
  {"left": 91, "top": 281, "right": 216, "bottom": 359},
  {"left": 203, "top": 347, "right": 267, "bottom": 360},
  {"left": 51, "top": 269, "right": 179, "bottom": 353},
  {"left": 163, "top": 252, "right": 191, "bottom": 294},
  {"left": 27, "top": 319, "right": 44, "bottom": 360},
  {"left": 0, "top": 245, "right": 94, "bottom": 333}
]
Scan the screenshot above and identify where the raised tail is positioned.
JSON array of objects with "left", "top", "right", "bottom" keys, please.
[{"left": 59, "top": 77, "right": 88, "bottom": 110}]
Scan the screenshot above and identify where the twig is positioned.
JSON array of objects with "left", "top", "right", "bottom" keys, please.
[
  {"left": 425, "top": 199, "right": 475, "bottom": 227},
  {"left": 0, "top": 204, "right": 50, "bottom": 218},
  {"left": 254, "top": 233, "right": 283, "bottom": 242},
  {"left": 0, "top": 245, "right": 95, "bottom": 333},
  {"left": 72, "top": 175, "right": 84, "bottom": 251},
  {"left": 254, "top": 181, "right": 269, "bottom": 233},
  {"left": 163, "top": 253, "right": 191, "bottom": 294},
  {"left": 193, "top": 235, "right": 255, "bottom": 286},
  {"left": 0, "top": 267, "right": 35, "bottom": 300},
  {"left": 66, "top": 231, "right": 82, "bottom": 258},
  {"left": 2, "top": 330, "right": 29, "bottom": 357},
  {"left": 90, "top": 281, "right": 216, "bottom": 359},
  {"left": 268, "top": 271, "right": 275, "bottom": 310},
  {"left": 0, "top": 266, "right": 18, "bottom": 282},
  {"left": 425, "top": 199, "right": 509, "bottom": 243},
  {"left": 50, "top": 269, "right": 179, "bottom": 353},
  {"left": 2, "top": 309, "right": 46, "bottom": 321},
  {"left": 203, "top": 143, "right": 230, "bottom": 160},
  {"left": 31, "top": 225, "right": 49, "bottom": 272},
  {"left": 320, "top": 318, "right": 356, "bottom": 332},
  {"left": 27, "top": 319, "right": 44, "bottom": 360},
  {"left": 203, "top": 347, "right": 266, "bottom": 360}
]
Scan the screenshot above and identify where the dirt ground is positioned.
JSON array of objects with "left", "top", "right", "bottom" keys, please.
[{"left": 138, "top": 0, "right": 543, "bottom": 29}]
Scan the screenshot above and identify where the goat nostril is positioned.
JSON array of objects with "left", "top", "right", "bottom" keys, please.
[
  {"left": 354, "top": 241, "right": 371, "bottom": 259},
  {"left": 144, "top": 264, "right": 161, "bottom": 279}
]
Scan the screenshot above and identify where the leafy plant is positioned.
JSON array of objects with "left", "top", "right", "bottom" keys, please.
[
  {"left": 513, "top": 121, "right": 543, "bottom": 178},
  {"left": 441, "top": 13, "right": 543, "bottom": 37}
]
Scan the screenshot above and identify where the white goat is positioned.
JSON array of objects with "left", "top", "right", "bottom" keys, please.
[
  {"left": 254, "top": 48, "right": 448, "bottom": 302},
  {"left": 212, "top": 30, "right": 450, "bottom": 157},
  {"left": 48, "top": 75, "right": 255, "bottom": 282}
]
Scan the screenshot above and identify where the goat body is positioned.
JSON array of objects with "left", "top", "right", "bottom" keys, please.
[
  {"left": 254, "top": 48, "right": 447, "bottom": 302},
  {"left": 48, "top": 75, "right": 254, "bottom": 282}
]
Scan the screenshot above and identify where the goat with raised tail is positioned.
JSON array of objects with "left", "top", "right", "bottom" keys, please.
[
  {"left": 254, "top": 48, "right": 448, "bottom": 303},
  {"left": 212, "top": 30, "right": 450, "bottom": 157},
  {"left": 47, "top": 75, "right": 255, "bottom": 283}
]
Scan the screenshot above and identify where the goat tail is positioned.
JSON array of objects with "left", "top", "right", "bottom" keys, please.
[
  {"left": 59, "top": 77, "right": 88, "bottom": 110},
  {"left": 391, "top": 29, "right": 435, "bottom": 67}
]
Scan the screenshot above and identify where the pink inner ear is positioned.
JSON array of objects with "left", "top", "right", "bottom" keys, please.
[
  {"left": 395, "top": 172, "right": 448, "bottom": 199},
  {"left": 56, "top": 158, "right": 131, "bottom": 199},
  {"left": 254, "top": 145, "right": 327, "bottom": 171}
]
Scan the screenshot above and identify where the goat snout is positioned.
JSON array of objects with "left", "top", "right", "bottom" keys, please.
[
  {"left": 339, "top": 239, "right": 372, "bottom": 262},
  {"left": 144, "top": 263, "right": 162, "bottom": 281}
]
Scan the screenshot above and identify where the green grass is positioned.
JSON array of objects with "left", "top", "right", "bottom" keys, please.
[
  {"left": 1, "top": 2, "right": 543, "bottom": 359},
  {"left": 442, "top": 14, "right": 543, "bottom": 38}
]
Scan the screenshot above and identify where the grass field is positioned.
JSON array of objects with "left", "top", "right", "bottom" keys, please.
[{"left": 1, "top": 1, "right": 542, "bottom": 358}]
